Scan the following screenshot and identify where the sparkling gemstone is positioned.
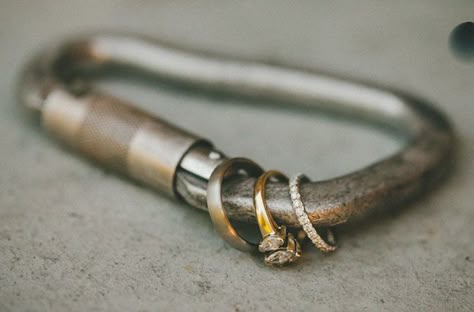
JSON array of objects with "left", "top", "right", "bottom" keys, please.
[
  {"left": 264, "top": 250, "right": 294, "bottom": 266},
  {"left": 259, "top": 235, "right": 284, "bottom": 252},
  {"left": 303, "top": 224, "right": 312, "bottom": 232}
]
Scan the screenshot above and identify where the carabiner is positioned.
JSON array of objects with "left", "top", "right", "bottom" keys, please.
[{"left": 18, "top": 34, "right": 454, "bottom": 227}]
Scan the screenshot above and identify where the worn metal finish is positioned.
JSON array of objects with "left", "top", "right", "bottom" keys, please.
[{"left": 18, "top": 34, "right": 455, "bottom": 227}]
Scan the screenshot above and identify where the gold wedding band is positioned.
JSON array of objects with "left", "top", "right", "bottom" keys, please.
[
  {"left": 253, "top": 170, "right": 287, "bottom": 252},
  {"left": 207, "top": 157, "right": 263, "bottom": 252}
]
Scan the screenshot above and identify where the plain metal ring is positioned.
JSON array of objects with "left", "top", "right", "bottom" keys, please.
[
  {"left": 254, "top": 170, "right": 287, "bottom": 239},
  {"left": 207, "top": 157, "right": 263, "bottom": 252}
]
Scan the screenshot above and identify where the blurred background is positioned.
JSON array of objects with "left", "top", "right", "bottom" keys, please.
[{"left": 0, "top": 1, "right": 473, "bottom": 311}]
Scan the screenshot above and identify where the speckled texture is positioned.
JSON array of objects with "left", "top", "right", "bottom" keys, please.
[{"left": 1, "top": 1, "right": 473, "bottom": 311}]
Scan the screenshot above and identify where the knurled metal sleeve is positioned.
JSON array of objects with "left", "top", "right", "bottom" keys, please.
[{"left": 42, "top": 89, "right": 207, "bottom": 197}]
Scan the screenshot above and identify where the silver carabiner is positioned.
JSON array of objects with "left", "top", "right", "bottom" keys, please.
[{"left": 18, "top": 34, "right": 454, "bottom": 227}]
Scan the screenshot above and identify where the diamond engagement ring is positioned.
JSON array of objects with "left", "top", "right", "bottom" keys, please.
[{"left": 253, "top": 170, "right": 301, "bottom": 266}]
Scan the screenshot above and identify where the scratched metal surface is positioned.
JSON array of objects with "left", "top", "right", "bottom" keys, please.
[{"left": 0, "top": 1, "right": 473, "bottom": 311}]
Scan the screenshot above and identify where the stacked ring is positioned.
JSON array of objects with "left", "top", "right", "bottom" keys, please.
[
  {"left": 207, "top": 157, "right": 263, "bottom": 252},
  {"left": 290, "top": 174, "right": 337, "bottom": 252},
  {"left": 253, "top": 170, "right": 302, "bottom": 266},
  {"left": 207, "top": 159, "right": 333, "bottom": 265}
]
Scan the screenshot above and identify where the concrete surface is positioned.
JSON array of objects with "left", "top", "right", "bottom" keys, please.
[{"left": 0, "top": 1, "right": 473, "bottom": 311}]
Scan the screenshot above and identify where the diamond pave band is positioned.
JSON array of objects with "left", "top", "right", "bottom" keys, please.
[{"left": 289, "top": 174, "right": 337, "bottom": 253}]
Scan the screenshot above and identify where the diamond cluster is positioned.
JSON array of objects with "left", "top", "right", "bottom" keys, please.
[
  {"left": 263, "top": 233, "right": 301, "bottom": 266},
  {"left": 259, "top": 226, "right": 301, "bottom": 266},
  {"left": 289, "top": 174, "right": 337, "bottom": 253}
]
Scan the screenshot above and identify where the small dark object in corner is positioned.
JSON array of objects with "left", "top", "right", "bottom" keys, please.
[{"left": 450, "top": 22, "right": 474, "bottom": 61}]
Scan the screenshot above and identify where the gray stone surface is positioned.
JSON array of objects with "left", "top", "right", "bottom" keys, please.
[{"left": 0, "top": 1, "right": 473, "bottom": 311}]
